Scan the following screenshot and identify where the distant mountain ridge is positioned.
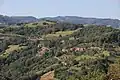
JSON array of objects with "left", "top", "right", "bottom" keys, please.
[
  {"left": 0, "top": 15, "right": 120, "bottom": 28},
  {"left": 42, "top": 16, "right": 120, "bottom": 28},
  {"left": 0, "top": 15, "right": 38, "bottom": 24}
]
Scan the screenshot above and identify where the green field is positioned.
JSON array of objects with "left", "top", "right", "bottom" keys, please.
[
  {"left": 75, "top": 55, "right": 97, "bottom": 61},
  {"left": 43, "top": 30, "right": 75, "bottom": 39},
  {"left": 0, "top": 45, "right": 26, "bottom": 58},
  {"left": 102, "top": 51, "right": 110, "bottom": 57},
  {"left": 25, "top": 21, "right": 56, "bottom": 27}
]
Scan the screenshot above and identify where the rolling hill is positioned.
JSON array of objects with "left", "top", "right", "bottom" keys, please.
[
  {"left": 42, "top": 16, "right": 120, "bottom": 28},
  {"left": 0, "top": 15, "right": 120, "bottom": 28}
]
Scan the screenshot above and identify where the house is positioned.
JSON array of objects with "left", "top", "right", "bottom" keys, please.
[{"left": 38, "top": 47, "right": 50, "bottom": 56}]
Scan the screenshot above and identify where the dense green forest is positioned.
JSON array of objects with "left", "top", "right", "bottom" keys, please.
[{"left": 0, "top": 20, "right": 120, "bottom": 80}]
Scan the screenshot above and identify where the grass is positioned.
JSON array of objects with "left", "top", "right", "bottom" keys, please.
[
  {"left": 44, "top": 30, "right": 75, "bottom": 39},
  {"left": 75, "top": 55, "right": 97, "bottom": 61},
  {"left": 25, "top": 23, "right": 38, "bottom": 27},
  {"left": 0, "top": 45, "right": 26, "bottom": 58},
  {"left": 94, "top": 50, "right": 110, "bottom": 59},
  {"left": 102, "top": 51, "right": 110, "bottom": 57},
  {"left": 25, "top": 21, "right": 55, "bottom": 27}
]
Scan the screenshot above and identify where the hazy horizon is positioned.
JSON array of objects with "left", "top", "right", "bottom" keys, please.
[{"left": 0, "top": 0, "right": 119, "bottom": 19}]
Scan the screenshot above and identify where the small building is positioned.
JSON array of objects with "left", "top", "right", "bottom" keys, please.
[{"left": 38, "top": 47, "right": 50, "bottom": 56}]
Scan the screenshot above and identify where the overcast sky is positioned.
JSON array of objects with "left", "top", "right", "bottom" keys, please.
[{"left": 0, "top": 0, "right": 119, "bottom": 19}]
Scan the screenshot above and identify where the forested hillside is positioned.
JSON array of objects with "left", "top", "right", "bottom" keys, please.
[{"left": 0, "top": 21, "right": 120, "bottom": 80}]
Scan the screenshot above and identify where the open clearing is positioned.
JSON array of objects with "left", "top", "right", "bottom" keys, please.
[
  {"left": 43, "top": 30, "right": 75, "bottom": 39},
  {"left": 40, "top": 71, "right": 54, "bottom": 80},
  {"left": 25, "top": 21, "right": 56, "bottom": 27},
  {"left": 0, "top": 45, "right": 26, "bottom": 58}
]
